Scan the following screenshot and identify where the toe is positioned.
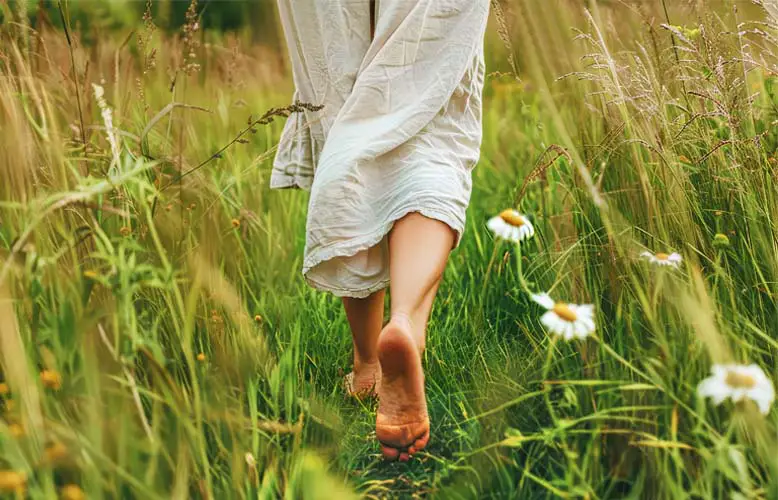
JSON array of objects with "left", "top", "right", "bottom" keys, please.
[
  {"left": 407, "top": 431, "right": 429, "bottom": 455},
  {"left": 414, "top": 431, "right": 429, "bottom": 450},
  {"left": 382, "top": 445, "right": 400, "bottom": 461}
]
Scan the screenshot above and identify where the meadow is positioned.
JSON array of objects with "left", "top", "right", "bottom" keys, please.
[{"left": 2, "top": 0, "right": 778, "bottom": 498}]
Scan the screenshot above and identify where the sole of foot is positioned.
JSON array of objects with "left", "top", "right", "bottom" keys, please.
[{"left": 376, "top": 319, "right": 429, "bottom": 462}]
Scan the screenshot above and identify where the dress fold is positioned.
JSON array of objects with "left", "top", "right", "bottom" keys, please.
[{"left": 273, "top": 0, "right": 489, "bottom": 297}]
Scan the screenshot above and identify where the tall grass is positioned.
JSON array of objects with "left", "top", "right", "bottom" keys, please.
[{"left": 1, "top": 0, "right": 778, "bottom": 498}]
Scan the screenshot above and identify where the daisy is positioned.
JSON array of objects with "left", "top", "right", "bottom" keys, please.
[
  {"left": 531, "top": 292, "right": 595, "bottom": 340},
  {"left": 640, "top": 251, "right": 682, "bottom": 268},
  {"left": 697, "top": 363, "right": 775, "bottom": 415},
  {"left": 487, "top": 209, "right": 535, "bottom": 243}
]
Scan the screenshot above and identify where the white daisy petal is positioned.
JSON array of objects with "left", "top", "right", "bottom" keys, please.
[
  {"left": 711, "top": 365, "right": 729, "bottom": 378},
  {"left": 698, "top": 377, "right": 727, "bottom": 403},
  {"left": 532, "top": 293, "right": 555, "bottom": 310},
  {"left": 753, "top": 392, "right": 774, "bottom": 415},
  {"left": 564, "top": 322, "right": 575, "bottom": 340},
  {"left": 576, "top": 304, "right": 595, "bottom": 316},
  {"left": 540, "top": 311, "right": 555, "bottom": 330},
  {"left": 730, "top": 388, "right": 746, "bottom": 402},
  {"left": 578, "top": 316, "right": 595, "bottom": 332},
  {"left": 572, "top": 321, "right": 586, "bottom": 339}
]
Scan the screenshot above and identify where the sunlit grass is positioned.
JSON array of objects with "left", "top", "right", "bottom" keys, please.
[{"left": 1, "top": 0, "right": 778, "bottom": 498}]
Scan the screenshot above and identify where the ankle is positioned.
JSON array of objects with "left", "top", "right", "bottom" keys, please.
[
  {"left": 389, "top": 311, "right": 413, "bottom": 329},
  {"left": 354, "top": 355, "right": 379, "bottom": 370},
  {"left": 389, "top": 312, "right": 425, "bottom": 353}
]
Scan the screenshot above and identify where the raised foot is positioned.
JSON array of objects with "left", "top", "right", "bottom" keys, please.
[{"left": 376, "top": 319, "right": 429, "bottom": 461}]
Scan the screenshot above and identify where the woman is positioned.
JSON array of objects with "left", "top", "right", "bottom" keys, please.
[{"left": 272, "top": 0, "right": 490, "bottom": 462}]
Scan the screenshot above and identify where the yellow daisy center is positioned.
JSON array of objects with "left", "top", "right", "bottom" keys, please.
[
  {"left": 725, "top": 371, "right": 757, "bottom": 389},
  {"left": 553, "top": 303, "right": 578, "bottom": 322},
  {"left": 655, "top": 253, "right": 670, "bottom": 261},
  {"left": 499, "top": 209, "right": 525, "bottom": 227}
]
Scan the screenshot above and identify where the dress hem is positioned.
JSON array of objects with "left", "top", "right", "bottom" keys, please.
[{"left": 302, "top": 206, "right": 464, "bottom": 298}]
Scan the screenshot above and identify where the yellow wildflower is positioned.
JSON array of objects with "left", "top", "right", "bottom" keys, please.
[
  {"left": 61, "top": 484, "right": 86, "bottom": 500},
  {"left": 0, "top": 470, "right": 26, "bottom": 494},
  {"left": 41, "top": 370, "right": 62, "bottom": 390},
  {"left": 8, "top": 423, "right": 23, "bottom": 438},
  {"left": 44, "top": 441, "right": 69, "bottom": 464}
]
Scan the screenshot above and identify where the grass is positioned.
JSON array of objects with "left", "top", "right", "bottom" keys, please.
[{"left": 2, "top": 0, "right": 778, "bottom": 498}]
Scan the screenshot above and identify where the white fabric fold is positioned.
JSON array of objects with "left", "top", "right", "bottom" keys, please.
[{"left": 273, "top": 0, "right": 489, "bottom": 297}]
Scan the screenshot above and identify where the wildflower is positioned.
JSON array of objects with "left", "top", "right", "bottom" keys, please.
[
  {"left": 231, "top": 218, "right": 241, "bottom": 228},
  {"left": 713, "top": 233, "right": 730, "bottom": 249},
  {"left": 254, "top": 315, "right": 263, "bottom": 324},
  {"left": 698, "top": 364, "right": 775, "bottom": 415},
  {"left": 640, "top": 251, "right": 682, "bottom": 268},
  {"left": 531, "top": 293, "right": 595, "bottom": 340},
  {"left": 44, "top": 442, "right": 69, "bottom": 464},
  {"left": 487, "top": 209, "right": 535, "bottom": 243},
  {"left": 0, "top": 383, "right": 8, "bottom": 396},
  {"left": 0, "top": 471, "right": 26, "bottom": 494},
  {"left": 61, "top": 484, "right": 86, "bottom": 500},
  {"left": 8, "top": 423, "right": 23, "bottom": 438},
  {"left": 196, "top": 353, "right": 206, "bottom": 362},
  {"left": 41, "top": 370, "right": 62, "bottom": 390}
]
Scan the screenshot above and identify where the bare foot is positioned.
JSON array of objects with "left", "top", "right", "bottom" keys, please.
[
  {"left": 376, "top": 318, "right": 429, "bottom": 462},
  {"left": 344, "top": 361, "right": 381, "bottom": 398}
]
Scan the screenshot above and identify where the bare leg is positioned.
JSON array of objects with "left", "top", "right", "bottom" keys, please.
[
  {"left": 342, "top": 290, "right": 385, "bottom": 397},
  {"left": 376, "top": 213, "right": 454, "bottom": 461}
]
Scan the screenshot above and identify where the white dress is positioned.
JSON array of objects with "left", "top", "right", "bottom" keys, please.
[{"left": 272, "top": 0, "right": 489, "bottom": 298}]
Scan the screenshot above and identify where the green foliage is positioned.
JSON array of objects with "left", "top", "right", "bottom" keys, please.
[{"left": 2, "top": 1, "right": 778, "bottom": 498}]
